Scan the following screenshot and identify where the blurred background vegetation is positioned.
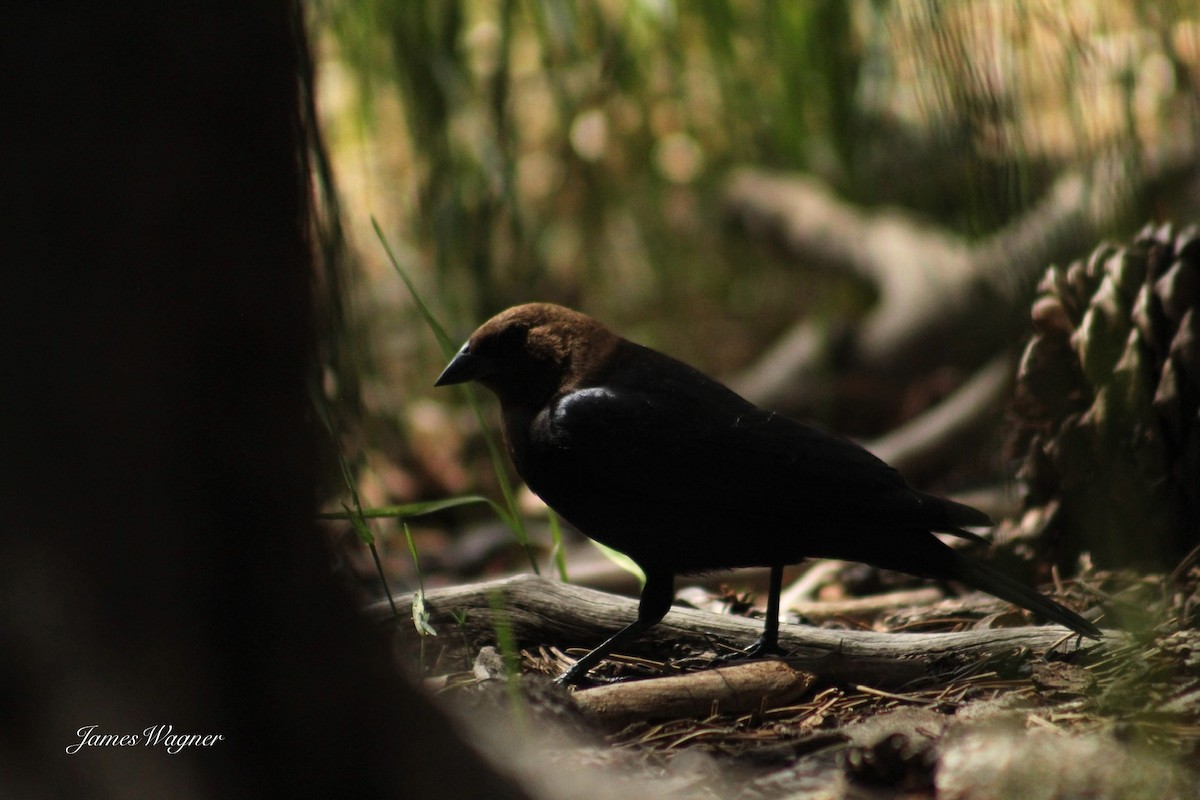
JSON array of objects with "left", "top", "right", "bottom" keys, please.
[{"left": 307, "top": 0, "right": 1200, "bottom": 587}]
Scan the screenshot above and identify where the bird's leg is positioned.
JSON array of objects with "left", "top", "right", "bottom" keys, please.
[
  {"left": 556, "top": 571, "right": 674, "bottom": 686},
  {"left": 716, "top": 564, "right": 786, "bottom": 661},
  {"left": 755, "top": 563, "right": 785, "bottom": 653}
]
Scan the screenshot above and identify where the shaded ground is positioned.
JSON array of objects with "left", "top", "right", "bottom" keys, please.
[{"left": 398, "top": 561, "right": 1200, "bottom": 798}]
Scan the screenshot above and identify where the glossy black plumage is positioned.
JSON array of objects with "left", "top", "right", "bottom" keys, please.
[{"left": 437, "top": 303, "right": 1102, "bottom": 683}]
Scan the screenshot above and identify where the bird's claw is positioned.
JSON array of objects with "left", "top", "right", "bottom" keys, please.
[
  {"left": 554, "top": 666, "right": 586, "bottom": 687},
  {"left": 713, "top": 635, "right": 785, "bottom": 664},
  {"left": 555, "top": 664, "right": 629, "bottom": 687}
]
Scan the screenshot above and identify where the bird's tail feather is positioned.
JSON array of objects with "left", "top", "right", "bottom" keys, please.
[
  {"left": 917, "top": 490, "right": 994, "bottom": 529},
  {"left": 952, "top": 553, "right": 1102, "bottom": 639}
]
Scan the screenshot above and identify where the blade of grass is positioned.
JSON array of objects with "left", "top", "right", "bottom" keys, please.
[
  {"left": 448, "top": 608, "right": 473, "bottom": 672},
  {"left": 344, "top": 501, "right": 401, "bottom": 624},
  {"left": 547, "top": 508, "right": 568, "bottom": 582},
  {"left": 593, "top": 541, "right": 645, "bottom": 588},
  {"left": 488, "top": 588, "right": 528, "bottom": 732},
  {"left": 311, "top": 378, "right": 402, "bottom": 622},
  {"left": 321, "top": 495, "right": 522, "bottom": 535},
  {"left": 373, "top": 216, "right": 540, "bottom": 575},
  {"left": 318, "top": 495, "right": 495, "bottom": 520}
]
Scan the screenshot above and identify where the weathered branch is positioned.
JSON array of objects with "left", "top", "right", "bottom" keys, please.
[
  {"left": 867, "top": 352, "right": 1014, "bottom": 480},
  {"left": 725, "top": 140, "right": 1200, "bottom": 411},
  {"left": 571, "top": 661, "right": 816, "bottom": 728},
  {"left": 785, "top": 587, "right": 946, "bottom": 620},
  {"left": 375, "top": 575, "right": 1111, "bottom": 688}
]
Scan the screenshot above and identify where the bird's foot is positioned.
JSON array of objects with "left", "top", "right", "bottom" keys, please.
[
  {"left": 554, "top": 663, "right": 589, "bottom": 687},
  {"left": 554, "top": 672, "right": 625, "bottom": 688},
  {"left": 555, "top": 664, "right": 630, "bottom": 687},
  {"left": 713, "top": 634, "right": 785, "bottom": 664},
  {"left": 555, "top": 656, "right": 626, "bottom": 687}
]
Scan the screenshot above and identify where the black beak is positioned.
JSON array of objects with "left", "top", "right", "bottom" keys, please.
[{"left": 435, "top": 343, "right": 490, "bottom": 387}]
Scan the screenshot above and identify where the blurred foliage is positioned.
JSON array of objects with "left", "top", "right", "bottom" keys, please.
[
  {"left": 310, "top": 0, "right": 1199, "bottom": 511},
  {"left": 316, "top": 0, "right": 871, "bottom": 360}
]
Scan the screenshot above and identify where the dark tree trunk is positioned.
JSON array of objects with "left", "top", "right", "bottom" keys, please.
[{"left": 0, "top": 6, "right": 526, "bottom": 798}]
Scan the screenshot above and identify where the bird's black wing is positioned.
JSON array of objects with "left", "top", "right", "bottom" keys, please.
[
  {"left": 534, "top": 384, "right": 898, "bottom": 510},
  {"left": 520, "top": 346, "right": 979, "bottom": 569}
]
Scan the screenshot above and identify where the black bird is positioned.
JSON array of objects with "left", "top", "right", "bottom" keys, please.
[{"left": 436, "top": 303, "right": 1102, "bottom": 684}]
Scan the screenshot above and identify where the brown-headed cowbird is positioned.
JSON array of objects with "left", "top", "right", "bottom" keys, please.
[{"left": 436, "top": 303, "right": 1102, "bottom": 684}]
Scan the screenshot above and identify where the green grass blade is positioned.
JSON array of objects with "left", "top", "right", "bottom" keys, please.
[
  {"left": 547, "top": 508, "right": 568, "bottom": 582},
  {"left": 593, "top": 541, "right": 645, "bottom": 588},
  {"left": 311, "top": 383, "right": 402, "bottom": 620},
  {"left": 372, "top": 217, "right": 458, "bottom": 355},
  {"left": 487, "top": 588, "right": 528, "bottom": 732},
  {"left": 319, "top": 495, "right": 495, "bottom": 520},
  {"left": 373, "top": 217, "right": 540, "bottom": 575},
  {"left": 341, "top": 502, "right": 375, "bottom": 546}
]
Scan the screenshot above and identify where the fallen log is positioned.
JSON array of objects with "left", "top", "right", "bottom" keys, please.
[
  {"left": 372, "top": 574, "right": 1111, "bottom": 688},
  {"left": 724, "top": 140, "right": 1200, "bottom": 409},
  {"left": 570, "top": 661, "right": 816, "bottom": 728}
]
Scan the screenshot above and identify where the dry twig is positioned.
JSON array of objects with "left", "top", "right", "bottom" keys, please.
[{"left": 571, "top": 661, "right": 816, "bottom": 728}]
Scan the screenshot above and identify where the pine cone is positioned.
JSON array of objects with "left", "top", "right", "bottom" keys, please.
[{"left": 1012, "top": 222, "right": 1200, "bottom": 569}]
